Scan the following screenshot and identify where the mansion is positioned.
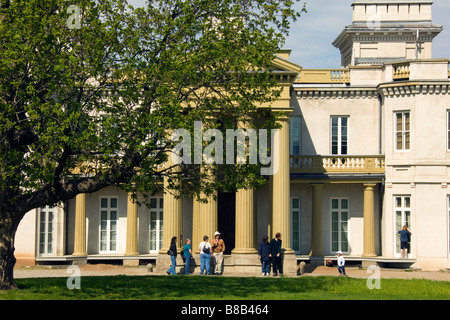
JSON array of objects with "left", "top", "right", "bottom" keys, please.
[{"left": 14, "top": 0, "right": 450, "bottom": 274}]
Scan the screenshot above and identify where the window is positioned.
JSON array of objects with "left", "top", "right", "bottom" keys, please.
[
  {"left": 291, "top": 197, "right": 301, "bottom": 252},
  {"left": 395, "top": 111, "right": 410, "bottom": 151},
  {"left": 447, "top": 111, "right": 450, "bottom": 151},
  {"left": 149, "top": 197, "right": 164, "bottom": 253},
  {"left": 448, "top": 196, "right": 450, "bottom": 258},
  {"left": 394, "top": 196, "right": 411, "bottom": 257},
  {"left": 331, "top": 116, "right": 348, "bottom": 155},
  {"left": 100, "top": 197, "right": 118, "bottom": 253},
  {"left": 290, "top": 116, "right": 301, "bottom": 155},
  {"left": 39, "top": 206, "right": 54, "bottom": 255},
  {"left": 331, "top": 198, "right": 349, "bottom": 253}
]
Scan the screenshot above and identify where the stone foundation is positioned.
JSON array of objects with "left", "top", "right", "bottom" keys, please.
[{"left": 156, "top": 253, "right": 299, "bottom": 276}]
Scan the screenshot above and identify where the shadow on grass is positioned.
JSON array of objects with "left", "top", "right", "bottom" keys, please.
[
  {"left": 9, "top": 275, "right": 345, "bottom": 300},
  {"left": 6, "top": 275, "right": 450, "bottom": 300}
]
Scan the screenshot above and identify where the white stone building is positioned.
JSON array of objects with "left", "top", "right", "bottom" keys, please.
[{"left": 14, "top": 0, "right": 450, "bottom": 273}]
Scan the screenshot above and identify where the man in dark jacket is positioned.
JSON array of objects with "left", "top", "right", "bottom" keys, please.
[
  {"left": 269, "top": 232, "right": 283, "bottom": 276},
  {"left": 258, "top": 236, "right": 271, "bottom": 276}
]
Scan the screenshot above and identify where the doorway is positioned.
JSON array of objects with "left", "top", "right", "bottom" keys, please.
[{"left": 218, "top": 192, "right": 235, "bottom": 254}]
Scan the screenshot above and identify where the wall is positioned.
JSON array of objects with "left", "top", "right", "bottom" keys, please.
[
  {"left": 15, "top": 210, "right": 37, "bottom": 266},
  {"left": 295, "top": 92, "right": 380, "bottom": 156}
]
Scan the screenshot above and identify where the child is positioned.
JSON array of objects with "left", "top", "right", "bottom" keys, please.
[{"left": 337, "top": 251, "right": 346, "bottom": 276}]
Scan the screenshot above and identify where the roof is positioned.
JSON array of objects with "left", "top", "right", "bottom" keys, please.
[
  {"left": 352, "top": 0, "right": 433, "bottom": 4},
  {"left": 332, "top": 21, "right": 443, "bottom": 48}
]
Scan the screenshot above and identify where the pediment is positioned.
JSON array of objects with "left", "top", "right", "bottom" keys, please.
[{"left": 270, "top": 55, "right": 303, "bottom": 74}]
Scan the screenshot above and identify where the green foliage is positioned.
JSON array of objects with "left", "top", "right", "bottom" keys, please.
[
  {"left": 0, "top": 0, "right": 305, "bottom": 214},
  {"left": 3, "top": 275, "right": 450, "bottom": 300}
]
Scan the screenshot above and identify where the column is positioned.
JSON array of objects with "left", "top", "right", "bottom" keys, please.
[
  {"left": 310, "top": 183, "right": 324, "bottom": 256},
  {"left": 192, "top": 197, "right": 201, "bottom": 253},
  {"left": 197, "top": 192, "right": 217, "bottom": 246},
  {"left": 158, "top": 148, "right": 183, "bottom": 256},
  {"left": 73, "top": 193, "right": 87, "bottom": 256},
  {"left": 271, "top": 115, "right": 293, "bottom": 253},
  {"left": 232, "top": 188, "right": 257, "bottom": 253},
  {"left": 156, "top": 161, "right": 183, "bottom": 273},
  {"left": 267, "top": 176, "right": 273, "bottom": 239},
  {"left": 125, "top": 193, "right": 139, "bottom": 255},
  {"left": 362, "top": 183, "right": 377, "bottom": 257},
  {"left": 160, "top": 182, "right": 183, "bottom": 254}
]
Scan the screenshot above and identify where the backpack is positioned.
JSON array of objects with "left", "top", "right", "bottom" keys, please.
[{"left": 202, "top": 242, "right": 210, "bottom": 254}]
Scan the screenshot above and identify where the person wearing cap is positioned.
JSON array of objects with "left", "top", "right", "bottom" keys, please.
[
  {"left": 337, "top": 251, "right": 346, "bottom": 276},
  {"left": 211, "top": 231, "right": 225, "bottom": 275}
]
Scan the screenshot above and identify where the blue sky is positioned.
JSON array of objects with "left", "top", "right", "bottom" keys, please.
[{"left": 128, "top": 0, "right": 450, "bottom": 68}]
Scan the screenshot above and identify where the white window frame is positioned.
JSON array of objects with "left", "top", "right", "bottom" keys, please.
[
  {"left": 38, "top": 205, "right": 54, "bottom": 256},
  {"left": 290, "top": 116, "right": 302, "bottom": 155},
  {"left": 447, "top": 110, "right": 450, "bottom": 152},
  {"left": 99, "top": 197, "right": 119, "bottom": 254},
  {"left": 394, "top": 195, "right": 412, "bottom": 258},
  {"left": 448, "top": 196, "right": 450, "bottom": 258},
  {"left": 330, "top": 116, "right": 349, "bottom": 155},
  {"left": 290, "top": 197, "right": 301, "bottom": 253},
  {"left": 149, "top": 197, "right": 164, "bottom": 254},
  {"left": 330, "top": 198, "right": 350, "bottom": 254},
  {"left": 394, "top": 111, "right": 410, "bottom": 152}
]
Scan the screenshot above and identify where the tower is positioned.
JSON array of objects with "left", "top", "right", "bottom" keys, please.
[{"left": 333, "top": 0, "right": 443, "bottom": 67}]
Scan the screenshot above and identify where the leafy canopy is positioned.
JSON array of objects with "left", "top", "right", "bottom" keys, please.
[{"left": 0, "top": 0, "right": 304, "bottom": 214}]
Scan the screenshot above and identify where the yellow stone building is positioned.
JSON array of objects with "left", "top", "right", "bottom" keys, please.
[{"left": 14, "top": 0, "right": 450, "bottom": 273}]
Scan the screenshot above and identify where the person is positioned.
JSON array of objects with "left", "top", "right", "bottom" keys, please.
[
  {"left": 183, "top": 238, "right": 192, "bottom": 275},
  {"left": 269, "top": 232, "right": 283, "bottom": 276},
  {"left": 199, "top": 235, "right": 212, "bottom": 275},
  {"left": 166, "top": 236, "right": 177, "bottom": 275},
  {"left": 211, "top": 231, "right": 225, "bottom": 275},
  {"left": 398, "top": 225, "right": 412, "bottom": 258},
  {"left": 258, "top": 235, "right": 271, "bottom": 276},
  {"left": 337, "top": 251, "right": 346, "bottom": 276}
]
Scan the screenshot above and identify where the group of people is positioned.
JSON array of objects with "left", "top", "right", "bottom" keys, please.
[
  {"left": 257, "top": 232, "right": 284, "bottom": 276},
  {"left": 167, "top": 226, "right": 413, "bottom": 276},
  {"left": 166, "top": 231, "right": 226, "bottom": 276},
  {"left": 335, "top": 225, "right": 412, "bottom": 276},
  {"left": 198, "top": 232, "right": 226, "bottom": 275}
]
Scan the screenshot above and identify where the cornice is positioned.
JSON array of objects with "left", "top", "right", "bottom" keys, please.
[
  {"left": 377, "top": 81, "right": 450, "bottom": 97},
  {"left": 294, "top": 87, "right": 378, "bottom": 99}
]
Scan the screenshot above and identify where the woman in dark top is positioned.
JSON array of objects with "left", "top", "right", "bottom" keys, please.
[
  {"left": 258, "top": 236, "right": 271, "bottom": 276},
  {"left": 167, "top": 236, "right": 177, "bottom": 275}
]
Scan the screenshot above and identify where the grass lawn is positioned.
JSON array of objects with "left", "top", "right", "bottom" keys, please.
[{"left": 1, "top": 275, "right": 449, "bottom": 300}]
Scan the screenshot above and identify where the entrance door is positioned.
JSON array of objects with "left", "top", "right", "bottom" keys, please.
[{"left": 218, "top": 192, "right": 235, "bottom": 254}]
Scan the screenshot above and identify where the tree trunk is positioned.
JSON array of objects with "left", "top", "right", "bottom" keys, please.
[{"left": 0, "top": 217, "right": 18, "bottom": 290}]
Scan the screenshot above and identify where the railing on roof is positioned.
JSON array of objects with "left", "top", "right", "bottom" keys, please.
[
  {"left": 295, "top": 69, "right": 350, "bottom": 84},
  {"left": 392, "top": 62, "right": 411, "bottom": 80},
  {"left": 290, "top": 155, "right": 385, "bottom": 174}
]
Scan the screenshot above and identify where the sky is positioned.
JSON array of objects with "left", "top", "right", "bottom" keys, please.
[{"left": 127, "top": 0, "right": 450, "bottom": 68}]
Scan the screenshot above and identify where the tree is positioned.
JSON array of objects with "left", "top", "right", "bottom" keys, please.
[{"left": 0, "top": 0, "right": 304, "bottom": 289}]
